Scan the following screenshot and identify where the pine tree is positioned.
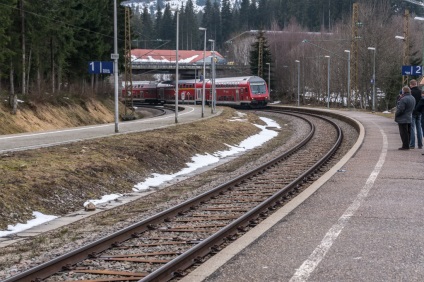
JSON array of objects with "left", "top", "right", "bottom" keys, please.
[
  {"left": 257, "top": 0, "right": 270, "bottom": 29},
  {"left": 249, "top": 31, "right": 272, "bottom": 79},
  {"left": 160, "top": 4, "right": 174, "bottom": 47},
  {"left": 211, "top": 1, "right": 221, "bottom": 42},
  {"left": 238, "top": 0, "right": 249, "bottom": 30},
  {"left": 221, "top": 0, "right": 233, "bottom": 46},
  {"left": 141, "top": 6, "right": 154, "bottom": 48},
  {"left": 0, "top": 0, "right": 16, "bottom": 65},
  {"left": 248, "top": 0, "right": 258, "bottom": 29},
  {"left": 154, "top": 3, "right": 163, "bottom": 47},
  {"left": 183, "top": 0, "right": 199, "bottom": 50},
  {"left": 200, "top": 0, "right": 213, "bottom": 49}
]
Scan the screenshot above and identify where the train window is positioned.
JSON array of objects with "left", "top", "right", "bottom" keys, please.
[{"left": 250, "top": 83, "right": 267, "bottom": 94}]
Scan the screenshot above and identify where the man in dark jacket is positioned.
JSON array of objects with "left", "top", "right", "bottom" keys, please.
[
  {"left": 416, "top": 91, "right": 424, "bottom": 114},
  {"left": 409, "top": 79, "right": 422, "bottom": 148},
  {"left": 415, "top": 90, "right": 424, "bottom": 154},
  {"left": 395, "top": 86, "right": 416, "bottom": 150}
]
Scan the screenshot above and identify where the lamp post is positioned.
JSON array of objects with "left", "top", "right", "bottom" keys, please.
[
  {"left": 171, "top": 5, "right": 180, "bottom": 123},
  {"left": 395, "top": 35, "right": 407, "bottom": 86},
  {"left": 368, "top": 47, "right": 376, "bottom": 113},
  {"left": 199, "top": 27, "right": 207, "bottom": 118},
  {"left": 344, "top": 50, "right": 351, "bottom": 109},
  {"left": 113, "top": 0, "right": 119, "bottom": 133},
  {"left": 325, "top": 55, "right": 330, "bottom": 108},
  {"left": 295, "top": 60, "right": 300, "bottom": 106},
  {"left": 209, "top": 39, "right": 215, "bottom": 114},
  {"left": 414, "top": 17, "right": 424, "bottom": 88},
  {"left": 266, "top": 63, "right": 271, "bottom": 95}
]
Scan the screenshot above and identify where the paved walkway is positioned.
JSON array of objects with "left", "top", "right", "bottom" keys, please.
[
  {"left": 182, "top": 109, "right": 424, "bottom": 282},
  {"left": 0, "top": 105, "right": 216, "bottom": 153}
]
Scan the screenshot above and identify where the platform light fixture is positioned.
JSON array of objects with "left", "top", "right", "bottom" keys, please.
[
  {"left": 295, "top": 60, "right": 300, "bottom": 106},
  {"left": 170, "top": 4, "right": 180, "bottom": 123},
  {"left": 209, "top": 39, "right": 216, "bottom": 114},
  {"left": 113, "top": 0, "right": 119, "bottom": 133},
  {"left": 344, "top": 50, "right": 351, "bottom": 109},
  {"left": 368, "top": 47, "right": 376, "bottom": 112},
  {"left": 415, "top": 17, "right": 424, "bottom": 83},
  {"left": 199, "top": 27, "right": 207, "bottom": 118},
  {"left": 325, "top": 55, "right": 330, "bottom": 108}
]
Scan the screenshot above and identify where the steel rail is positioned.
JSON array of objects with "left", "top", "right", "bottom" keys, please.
[
  {"left": 3, "top": 110, "right": 340, "bottom": 282},
  {"left": 138, "top": 110, "right": 343, "bottom": 282}
]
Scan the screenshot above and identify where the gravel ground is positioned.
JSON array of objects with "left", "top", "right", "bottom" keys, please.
[{"left": 0, "top": 110, "right": 359, "bottom": 280}]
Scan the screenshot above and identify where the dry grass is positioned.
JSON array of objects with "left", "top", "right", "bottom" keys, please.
[
  {"left": 0, "top": 98, "right": 118, "bottom": 134},
  {"left": 0, "top": 99, "right": 264, "bottom": 229}
]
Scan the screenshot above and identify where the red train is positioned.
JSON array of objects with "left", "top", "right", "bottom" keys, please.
[
  {"left": 121, "top": 81, "right": 159, "bottom": 104},
  {"left": 121, "top": 76, "right": 269, "bottom": 108}
]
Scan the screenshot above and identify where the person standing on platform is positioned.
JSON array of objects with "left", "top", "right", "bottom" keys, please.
[
  {"left": 409, "top": 79, "right": 422, "bottom": 148},
  {"left": 415, "top": 90, "right": 424, "bottom": 154},
  {"left": 395, "top": 86, "right": 416, "bottom": 150}
]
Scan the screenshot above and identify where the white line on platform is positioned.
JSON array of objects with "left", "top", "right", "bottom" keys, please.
[{"left": 289, "top": 127, "right": 388, "bottom": 282}]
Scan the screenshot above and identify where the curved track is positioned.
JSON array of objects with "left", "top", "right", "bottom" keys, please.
[{"left": 4, "top": 110, "right": 345, "bottom": 282}]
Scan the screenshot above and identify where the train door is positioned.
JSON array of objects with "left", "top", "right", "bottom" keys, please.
[
  {"left": 158, "top": 88, "right": 165, "bottom": 104},
  {"left": 196, "top": 88, "right": 202, "bottom": 105},
  {"left": 236, "top": 89, "right": 240, "bottom": 102}
]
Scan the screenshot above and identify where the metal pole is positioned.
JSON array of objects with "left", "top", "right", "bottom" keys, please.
[
  {"left": 175, "top": 10, "right": 179, "bottom": 123},
  {"left": 113, "top": 0, "right": 119, "bottom": 133},
  {"left": 295, "top": 60, "right": 300, "bottom": 106},
  {"left": 368, "top": 47, "right": 376, "bottom": 112},
  {"left": 210, "top": 40, "right": 215, "bottom": 114},
  {"left": 212, "top": 46, "right": 215, "bottom": 112},
  {"left": 266, "top": 63, "right": 270, "bottom": 94},
  {"left": 345, "top": 50, "right": 351, "bottom": 109},
  {"left": 372, "top": 49, "right": 376, "bottom": 112},
  {"left": 199, "top": 27, "right": 207, "bottom": 118},
  {"left": 325, "top": 56, "right": 330, "bottom": 108},
  {"left": 194, "top": 68, "right": 197, "bottom": 105}
]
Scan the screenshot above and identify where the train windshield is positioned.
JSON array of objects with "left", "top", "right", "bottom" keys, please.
[{"left": 250, "top": 82, "right": 267, "bottom": 94}]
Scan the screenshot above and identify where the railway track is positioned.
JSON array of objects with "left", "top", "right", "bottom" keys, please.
[
  {"left": 133, "top": 105, "right": 168, "bottom": 118},
  {"left": 4, "top": 109, "right": 347, "bottom": 282}
]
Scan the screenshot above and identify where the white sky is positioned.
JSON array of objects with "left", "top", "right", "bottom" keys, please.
[{"left": 0, "top": 114, "right": 281, "bottom": 237}]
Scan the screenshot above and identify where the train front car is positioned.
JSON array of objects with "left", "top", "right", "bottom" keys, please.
[
  {"left": 213, "top": 76, "right": 269, "bottom": 108},
  {"left": 246, "top": 76, "right": 269, "bottom": 108}
]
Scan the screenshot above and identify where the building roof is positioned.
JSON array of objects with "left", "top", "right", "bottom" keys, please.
[{"left": 131, "top": 49, "right": 225, "bottom": 64}]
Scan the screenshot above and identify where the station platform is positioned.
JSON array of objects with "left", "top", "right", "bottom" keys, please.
[{"left": 182, "top": 110, "right": 424, "bottom": 282}]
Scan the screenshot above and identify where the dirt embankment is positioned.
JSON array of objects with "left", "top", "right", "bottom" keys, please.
[
  {"left": 0, "top": 98, "right": 119, "bottom": 135},
  {"left": 0, "top": 99, "right": 264, "bottom": 230}
]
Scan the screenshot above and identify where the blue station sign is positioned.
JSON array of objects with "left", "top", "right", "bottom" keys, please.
[
  {"left": 402, "top": 65, "right": 422, "bottom": 76},
  {"left": 88, "top": 61, "right": 114, "bottom": 74}
]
